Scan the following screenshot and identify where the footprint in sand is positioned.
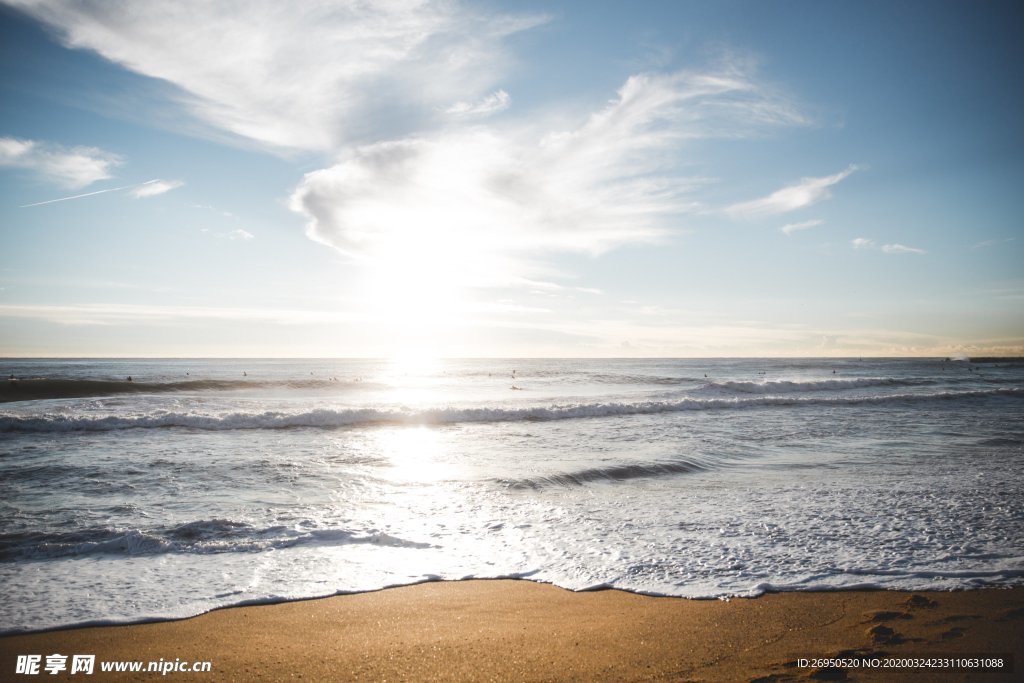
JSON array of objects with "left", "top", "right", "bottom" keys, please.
[
  {"left": 1000, "top": 606, "right": 1024, "bottom": 621},
  {"left": 941, "top": 626, "right": 966, "bottom": 639},
  {"left": 939, "top": 614, "right": 980, "bottom": 623},
  {"left": 862, "top": 610, "right": 912, "bottom": 623},
  {"left": 866, "top": 624, "right": 903, "bottom": 644},
  {"left": 904, "top": 594, "right": 938, "bottom": 610}
]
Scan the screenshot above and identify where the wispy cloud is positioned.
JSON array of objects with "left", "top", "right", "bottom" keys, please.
[
  {"left": 729, "top": 165, "right": 859, "bottom": 217},
  {"left": 881, "top": 243, "right": 926, "bottom": 254},
  {"left": 445, "top": 90, "right": 511, "bottom": 118},
  {"left": 130, "top": 179, "right": 184, "bottom": 198},
  {"left": 971, "top": 237, "right": 1014, "bottom": 250},
  {"left": 851, "top": 238, "right": 925, "bottom": 254},
  {"left": 11, "top": 0, "right": 548, "bottom": 151},
  {"left": 20, "top": 178, "right": 180, "bottom": 207},
  {"left": 780, "top": 218, "right": 822, "bottom": 235},
  {"left": 199, "top": 227, "right": 255, "bottom": 241},
  {"left": 291, "top": 63, "right": 810, "bottom": 289},
  {"left": 0, "top": 303, "right": 343, "bottom": 326},
  {"left": 0, "top": 136, "right": 121, "bottom": 188}
]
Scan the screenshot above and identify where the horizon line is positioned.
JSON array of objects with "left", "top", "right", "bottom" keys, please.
[{"left": 3, "top": 355, "right": 1019, "bottom": 361}]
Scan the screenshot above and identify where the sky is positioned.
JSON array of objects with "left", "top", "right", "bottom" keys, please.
[{"left": 0, "top": 0, "right": 1021, "bottom": 358}]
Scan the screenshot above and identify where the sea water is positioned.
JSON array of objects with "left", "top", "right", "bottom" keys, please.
[{"left": 1, "top": 358, "right": 1022, "bottom": 633}]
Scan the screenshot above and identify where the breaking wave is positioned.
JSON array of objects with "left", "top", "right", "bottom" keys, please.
[
  {"left": 0, "top": 519, "right": 431, "bottom": 561},
  {"left": 703, "top": 377, "right": 936, "bottom": 394},
  {"left": 0, "top": 377, "right": 370, "bottom": 403},
  {"left": 498, "top": 458, "right": 718, "bottom": 490},
  {"left": 1, "top": 388, "right": 1018, "bottom": 433}
]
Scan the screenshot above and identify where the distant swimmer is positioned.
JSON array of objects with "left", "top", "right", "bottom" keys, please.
[{"left": 511, "top": 384, "right": 523, "bottom": 390}]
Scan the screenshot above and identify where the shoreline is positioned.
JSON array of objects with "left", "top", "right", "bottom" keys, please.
[{"left": 2, "top": 581, "right": 1021, "bottom": 681}]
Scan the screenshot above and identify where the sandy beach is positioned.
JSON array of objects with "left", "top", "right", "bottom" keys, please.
[{"left": 1, "top": 581, "right": 1020, "bottom": 681}]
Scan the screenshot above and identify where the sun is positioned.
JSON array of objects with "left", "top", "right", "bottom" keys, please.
[{"left": 355, "top": 234, "right": 470, "bottom": 360}]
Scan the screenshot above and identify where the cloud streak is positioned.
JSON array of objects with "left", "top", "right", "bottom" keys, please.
[
  {"left": 780, "top": 218, "right": 822, "bottom": 235},
  {"left": 851, "top": 238, "right": 926, "bottom": 254},
  {"left": 445, "top": 90, "right": 511, "bottom": 118},
  {"left": 0, "top": 136, "right": 121, "bottom": 188},
  {"left": 20, "top": 179, "right": 180, "bottom": 207},
  {"left": 10, "top": 0, "right": 547, "bottom": 151},
  {"left": 729, "top": 165, "right": 859, "bottom": 217},
  {"left": 130, "top": 179, "right": 184, "bottom": 198},
  {"left": 0, "top": 302, "right": 344, "bottom": 325},
  {"left": 881, "top": 243, "right": 926, "bottom": 254}
]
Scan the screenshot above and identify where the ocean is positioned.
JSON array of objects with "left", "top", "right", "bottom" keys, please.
[{"left": 1, "top": 357, "right": 1022, "bottom": 634}]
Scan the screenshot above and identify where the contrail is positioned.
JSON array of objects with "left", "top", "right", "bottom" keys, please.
[{"left": 20, "top": 179, "right": 159, "bottom": 208}]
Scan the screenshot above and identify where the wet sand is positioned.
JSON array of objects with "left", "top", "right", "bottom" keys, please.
[{"left": 1, "top": 581, "right": 1021, "bottom": 681}]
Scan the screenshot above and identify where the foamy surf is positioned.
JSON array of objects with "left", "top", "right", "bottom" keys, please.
[
  {"left": 1, "top": 357, "right": 1022, "bottom": 634},
  {"left": 1, "top": 388, "right": 1019, "bottom": 433}
]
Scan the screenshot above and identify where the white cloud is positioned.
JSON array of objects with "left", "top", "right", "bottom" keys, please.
[
  {"left": 228, "top": 229, "right": 254, "bottom": 241},
  {"left": 0, "top": 137, "right": 33, "bottom": 159},
  {"left": 130, "top": 179, "right": 184, "bottom": 198},
  {"left": 0, "top": 135, "right": 121, "bottom": 188},
  {"left": 729, "top": 165, "right": 859, "bottom": 217},
  {"left": 881, "top": 243, "right": 925, "bottom": 254},
  {"left": 10, "top": 0, "right": 547, "bottom": 151},
  {"left": 850, "top": 238, "right": 925, "bottom": 254},
  {"left": 290, "top": 64, "right": 810, "bottom": 288},
  {"left": 0, "top": 302, "right": 342, "bottom": 325},
  {"left": 445, "top": 90, "right": 511, "bottom": 118},
  {"left": 780, "top": 218, "right": 822, "bottom": 235}
]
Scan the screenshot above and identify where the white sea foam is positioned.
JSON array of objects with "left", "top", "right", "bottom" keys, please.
[
  {"left": 703, "top": 376, "right": 934, "bottom": 393},
  {"left": 1, "top": 388, "right": 1018, "bottom": 432}
]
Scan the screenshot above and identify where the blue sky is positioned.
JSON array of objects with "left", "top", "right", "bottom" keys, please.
[{"left": 1, "top": 0, "right": 1021, "bottom": 357}]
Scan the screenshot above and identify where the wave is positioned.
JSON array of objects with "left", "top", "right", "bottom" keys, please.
[
  {"left": 0, "top": 377, "right": 370, "bottom": 403},
  {"left": 585, "top": 373, "right": 699, "bottom": 386},
  {"left": 703, "top": 377, "right": 935, "bottom": 394},
  {"left": 498, "top": 458, "right": 716, "bottom": 490},
  {"left": 1, "top": 388, "right": 1019, "bottom": 433},
  {"left": 0, "top": 520, "right": 431, "bottom": 561}
]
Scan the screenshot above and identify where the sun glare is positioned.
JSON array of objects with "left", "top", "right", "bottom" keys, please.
[
  {"left": 375, "top": 425, "right": 453, "bottom": 483},
  {"left": 355, "top": 224, "right": 478, "bottom": 360}
]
